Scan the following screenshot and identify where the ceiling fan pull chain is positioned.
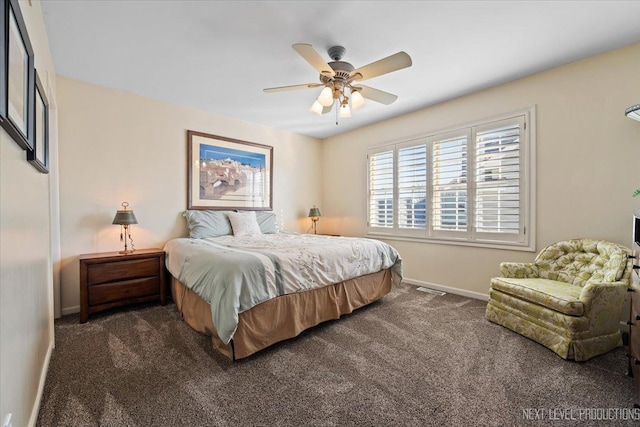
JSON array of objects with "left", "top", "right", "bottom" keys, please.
[{"left": 335, "top": 99, "right": 339, "bottom": 126}]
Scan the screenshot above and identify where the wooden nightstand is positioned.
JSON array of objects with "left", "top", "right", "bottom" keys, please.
[
  {"left": 79, "top": 248, "right": 166, "bottom": 323},
  {"left": 628, "top": 210, "right": 640, "bottom": 407},
  {"left": 630, "top": 271, "right": 640, "bottom": 407}
]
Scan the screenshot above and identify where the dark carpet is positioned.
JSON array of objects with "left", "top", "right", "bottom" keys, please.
[{"left": 37, "top": 283, "right": 638, "bottom": 426}]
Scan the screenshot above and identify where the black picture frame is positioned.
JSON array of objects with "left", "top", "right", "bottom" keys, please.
[
  {"left": 187, "top": 130, "right": 273, "bottom": 210},
  {"left": 27, "top": 71, "right": 48, "bottom": 173},
  {"left": 0, "top": 0, "right": 35, "bottom": 151}
]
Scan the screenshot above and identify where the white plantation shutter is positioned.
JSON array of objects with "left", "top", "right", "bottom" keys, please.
[
  {"left": 473, "top": 117, "right": 525, "bottom": 242},
  {"left": 398, "top": 143, "right": 427, "bottom": 231},
  {"left": 366, "top": 108, "right": 533, "bottom": 250},
  {"left": 431, "top": 131, "right": 469, "bottom": 236},
  {"left": 368, "top": 149, "right": 394, "bottom": 229}
]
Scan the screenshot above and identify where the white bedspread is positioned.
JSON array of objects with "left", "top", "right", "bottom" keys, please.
[{"left": 164, "top": 233, "right": 402, "bottom": 344}]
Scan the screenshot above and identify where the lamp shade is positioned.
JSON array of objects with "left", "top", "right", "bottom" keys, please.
[
  {"left": 339, "top": 103, "right": 351, "bottom": 118},
  {"left": 309, "top": 100, "right": 324, "bottom": 115},
  {"left": 351, "top": 90, "right": 366, "bottom": 110},
  {"left": 308, "top": 207, "right": 321, "bottom": 218},
  {"left": 626, "top": 104, "right": 640, "bottom": 122},
  {"left": 318, "top": 86, "right": 334, "bottom": 107},
  {"left": 112, "top": 210, "right": 138, "bottom": 225}
]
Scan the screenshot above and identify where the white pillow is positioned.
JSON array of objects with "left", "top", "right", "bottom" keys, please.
[{"left": 227, "top": 211, "right": 262, "bottom": 237}]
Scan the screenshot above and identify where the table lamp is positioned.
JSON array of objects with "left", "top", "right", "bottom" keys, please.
[
  {"left": 308, "top": 206, "right": 321, "bottom": 234},
  {"left": 112, "top": 202, "right": 137, "bottom": 254}
]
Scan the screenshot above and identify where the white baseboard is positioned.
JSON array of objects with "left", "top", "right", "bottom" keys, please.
[
  {"left": 28, "top": 338, "right": 54, "bottom": 427},
  {"left": 61, "top": 305, "right": 79, "bottom": 316},
  {"left": 403, "top": 278, "right": 489, "bottom": 301}
]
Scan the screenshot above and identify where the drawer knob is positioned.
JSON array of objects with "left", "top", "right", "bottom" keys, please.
[
  {"left": 637, "top": 315, "right": 640, "bottom": 321},
  {"left": 636, "top": 360, "right": 640, "bottom": 366},
  {"left": 627, "top": 321, "right": 634, "bottom": 326}
]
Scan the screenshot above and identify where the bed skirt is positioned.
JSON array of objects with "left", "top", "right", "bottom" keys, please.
[{"left": 171, "top": 268, "right": 393, "bottom": 360}]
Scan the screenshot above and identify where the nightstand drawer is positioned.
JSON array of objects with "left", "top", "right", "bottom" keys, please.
[
  {"left": 632, "top": 294, "right": 640, "bottom": 359},
  {"left": 87, "top": 257, "right": 160, "bottom": 285},
  {"left": 89, "top": 277, "right": 160, "bottom": 306},
  {"left": 632, "top": 359, "right": 640, "bottom": 401},
  {"left": 80, "top": 249, "right": 166, "bottom": 323},
  {"left": 631, "top": 329, "right": 640, "bottom": 362}
]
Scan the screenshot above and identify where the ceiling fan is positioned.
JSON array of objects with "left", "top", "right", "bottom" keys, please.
[{"left": 264, "top": 44, "right": 412, "bottom": 121}]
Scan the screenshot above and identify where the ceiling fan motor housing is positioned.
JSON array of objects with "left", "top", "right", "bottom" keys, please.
[
  {"left": 320, "top": 46, "right": 355, "bottom": 88},
  {"left": 329, "top": 62, "right": 354, "bottom": 78}
]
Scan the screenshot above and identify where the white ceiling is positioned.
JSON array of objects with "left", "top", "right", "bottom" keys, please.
[{"left": 40, "top": 1, "right": 640, "bottom": 139}]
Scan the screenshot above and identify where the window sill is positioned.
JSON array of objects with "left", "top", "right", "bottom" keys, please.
[{"left": 365, "top": 233, "right": 536, "bottom": 252}]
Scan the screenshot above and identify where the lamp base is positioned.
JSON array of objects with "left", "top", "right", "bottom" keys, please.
[{"left": 119, "top": 249, "right": 135, "bottom": 255}]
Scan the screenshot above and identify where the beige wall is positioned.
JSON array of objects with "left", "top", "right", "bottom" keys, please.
[
  {"left": 321, "top": 42, "right": 640, "bottom": 298},
  {"left": 57, "top": 77, "right": 322, "bottom": 313},
  {"left": 0, "top": 1, "right": 57, "bottom": 426}
]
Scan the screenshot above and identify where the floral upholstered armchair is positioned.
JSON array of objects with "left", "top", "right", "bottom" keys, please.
[{"left": 485, "top": 239, "right": 632, "bottom": 361}]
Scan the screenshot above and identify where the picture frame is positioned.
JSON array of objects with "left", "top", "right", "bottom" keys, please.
[
  {"left": 0, "top": 0, "right": 35, "bottom": 151},
  {"left": 27, "top": 71, "right": 48, "bottom": 173},
  {"left": 187, "top": 131, "right": 273, "bottom": 210}
]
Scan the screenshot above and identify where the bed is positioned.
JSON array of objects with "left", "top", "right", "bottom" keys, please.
[{"left": 163, "top": 210, "right": 402, "bottom": 360}]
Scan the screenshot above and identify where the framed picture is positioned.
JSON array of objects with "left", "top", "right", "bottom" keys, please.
[
  {"left": 0, "top": 0, "right": 35, "bottom": 151},
  {"left": 187, "top": 131, "right": 273, "bottom": 210},
  {"left": 27, "top": 71, "right": 48, "bottom": 173}
]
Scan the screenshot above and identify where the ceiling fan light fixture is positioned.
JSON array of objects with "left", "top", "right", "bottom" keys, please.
[
  {"left": 310, "top": 100, "right": 324, "bottom": 115},
  {"left": 339, "top": 102, "right": 351, "bottom": 118},
  {"left": 351, "top": 90, "right": 366, "bottom": 110},
  {"left": 264, "top": 44, "right": 412, "bottom": 123},
  {"left": 318, "top": 86, "right": 334, "bottom": 107}
]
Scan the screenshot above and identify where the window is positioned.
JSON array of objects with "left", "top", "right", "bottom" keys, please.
[
  {"left": 432, "top": 130, "right": 468, "bottom": 236},
  {"left": 368, "top": 150, "right": 394, "bottom": 228},
  {"left": 367, "top": 108, "right": 535, "bottom": 250},
  {"left": 398, "top": 144, "right": 427, "bottom": 231}
]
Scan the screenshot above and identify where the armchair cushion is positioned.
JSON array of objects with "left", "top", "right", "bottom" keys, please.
[
  {"left": 490, "top": 277, "right": 584, "bottom": 316},
  {"left": 488, "top": 289, "right": 590, "bottom": 334}
]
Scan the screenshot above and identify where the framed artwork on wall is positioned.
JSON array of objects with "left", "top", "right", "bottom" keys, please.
[
  {"left": 0, "top": 0, "right": 35, "bottom": 151},
  {"left": 27, "top": 71, "right": 48, "bottom": 173},
  {"left": 187, "top": 130, "right": 273, "bottom": 210}
]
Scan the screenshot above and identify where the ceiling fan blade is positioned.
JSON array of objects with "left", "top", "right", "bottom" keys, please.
[
  {"left": 357, "top": 85, "right": 398, "bottom": 105},
  {"left": 350, "top": 51, "right": 412, "bottom": 81},
  {"left": 263, "top": 83, "right": 323, "bottom": 93},
  {"left": 292, "top": 44, "right": 335, "bottom": 77}
]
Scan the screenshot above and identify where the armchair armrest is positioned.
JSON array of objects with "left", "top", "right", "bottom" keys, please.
[
  {"left": 579, "top": 281, "right": 628, "bottom": 335},
  {"left": 579, "top": 281, "right": 628, "bottom": 306},
  {"left": 500, "top": 262, "right": 539, "bottom": 278}
]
